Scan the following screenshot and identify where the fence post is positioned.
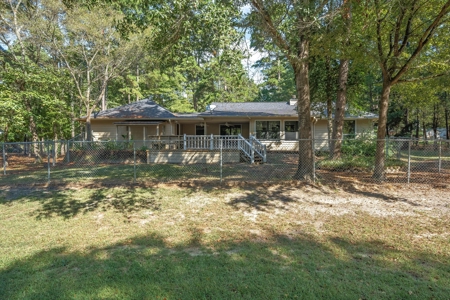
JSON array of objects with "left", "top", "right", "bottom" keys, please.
[
  {"left": 53, "top": 140, "right": 56, "bottom": 167},
  {"left": 133, "top": 142, "right": 137, "bottom": 183},
  {"left": 438, "top": 139, "right": 442, "bottom": 173},
  {"left": 220, "top": 139, "right": 223, "bottom": 183},
  {"left": 210, "top": 134, "right": 214, "bottom": 150},
  {"left": 407, "top": 140, "right": 411, "bottom": 184},
  {"left": 183, "top": 134, "right": 187, "bottom": 150},
  {"left": 2, "top": 143, "right": 6, "bottom": 175},
  {"left": 312, "top": 137, "right": 316, "bottom": 183},
  {"left": 67, "top": 140, "right": 70, "bottom": 163},
  {"left": 47, "top": 142, "right": 51, "bottom": 182},
  {"left": 250, "top": 138, "right": 255, "bottom": 164},
  {"left": 263, "top": 144, "right": 267, "bottom": 163}
]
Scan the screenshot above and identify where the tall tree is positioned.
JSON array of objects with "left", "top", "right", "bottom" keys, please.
[
  {"left": 0, "top": 0, "right": 73, "bottom": 148},
  {"left": 249, "top": 0, "right": 343, "bottom": 179},
  {"left": 354, "top": 0, "right": 450, "bottom": 179},
  {"left": 53, "top": 3, "right": 141, "bottom": 140},
  {"left": 250, "top": 0, "right": 324, "bottom": 180}
]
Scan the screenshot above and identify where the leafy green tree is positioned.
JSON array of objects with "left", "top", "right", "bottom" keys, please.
[
  {"left": 248, "top": 0, "right": 349, "bottom": 179},
  {"left": 52, "top": 3, "right": 141, "bottom": 140},
  {"left": 353, "top": 0, "right": 450, "bottom": 179},
  {"left": 0, "top": 0, "right": 74, "bottom": 148}
]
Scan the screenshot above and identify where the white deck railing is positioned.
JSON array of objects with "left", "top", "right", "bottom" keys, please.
[
  {"left": 183, "top": 135, "right": 240, "bottom": 150},
  {"left": 135, "top": 134, "right": 266, "bottom": 164}
]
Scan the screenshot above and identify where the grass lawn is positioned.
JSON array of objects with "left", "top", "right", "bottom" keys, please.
[{"left": 0, "top": 183, "right": 449, "bottom": 299}]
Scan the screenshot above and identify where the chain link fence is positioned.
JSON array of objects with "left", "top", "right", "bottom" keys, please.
[{"left": 1, "top": 138, "right": 449, "bottom": 185}]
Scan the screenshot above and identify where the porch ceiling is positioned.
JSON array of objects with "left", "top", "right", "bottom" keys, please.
[{"left": 113, "top": 121, "right": 164, "bottom": 126}]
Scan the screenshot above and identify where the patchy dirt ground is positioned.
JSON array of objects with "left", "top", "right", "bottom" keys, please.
[{"left": 2, "top": 180, "right": 448, "bottom": 220}]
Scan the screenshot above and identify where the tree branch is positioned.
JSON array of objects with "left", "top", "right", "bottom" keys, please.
[
  {"left": 397, "top": 72, "right": 448, "bottom": 83},
  {"left": 392, "top": 0, "right": 450, "bottom": 84},
  {"left": 251, "top": 0, "right": 291, "bottom": 56}
]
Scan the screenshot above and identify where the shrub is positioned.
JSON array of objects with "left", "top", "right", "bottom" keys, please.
[
  {"left": 341, "top": 132, "right": 377, "bottom": 157},
  {"left": 317, "top": 156, "right": 373, "bottom": 171}
]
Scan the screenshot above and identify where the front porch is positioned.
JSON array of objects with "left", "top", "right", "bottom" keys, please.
[{"left": 85, "top": 134, "right": 267, "bottom": 164}]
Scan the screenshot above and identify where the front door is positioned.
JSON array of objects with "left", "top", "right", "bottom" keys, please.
[{"left": 195, "top": 125, "right": 205, "bottom": 135}]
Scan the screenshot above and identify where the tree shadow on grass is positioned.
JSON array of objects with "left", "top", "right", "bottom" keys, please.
[
  {"left": 0, "top": 229, "right": 449, "bottom": 299},
  {"left": 315, "top": 176, "right": 423, "bottom": 207},
  {"left": 226, "top": 185, "right": 298, "bottom": 212},
  {"left": 225, "top": 180, "right": 425, "bottom": 213},
  {"left": 0, "top": 187, "right": 160, "bottom": 220}
]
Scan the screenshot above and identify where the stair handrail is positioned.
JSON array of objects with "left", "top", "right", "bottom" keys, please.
[
  {"left": 249, "top": 135, "right": 267, "bottom": 163},
  {"left": 238, "top": 134, "right": 254, "bottom": 163}
]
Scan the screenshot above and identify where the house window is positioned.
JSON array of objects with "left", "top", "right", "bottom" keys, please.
[
  {"left": 195, "top": 125, "right": 205, "bottom": 135},
  {"left": 220, "top": 124, "right": 242, "bottom": 136},
  {"left": 343, "top": 120, "right": 355, "bottom": 138},
  {"left": 256, "top": 121, "right": 280, "bottom": 139},
  {"left": 285, "top": 121, "right": 298, "bottom": 140}
]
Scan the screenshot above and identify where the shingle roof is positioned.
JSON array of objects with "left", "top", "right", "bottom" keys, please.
[
  {"left": 92, "top": 99, "right": 176, "bottom": 119},
  {"left": 197, "top": 102, "right": 307, "bottom": 117},
  {"left": 83, "top": 99, "right": 377, "bottom": 120}
]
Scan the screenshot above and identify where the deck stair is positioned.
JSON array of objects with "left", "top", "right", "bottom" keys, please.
[{"left": 237, "top": 134, "right": 267, "bottom": 164}]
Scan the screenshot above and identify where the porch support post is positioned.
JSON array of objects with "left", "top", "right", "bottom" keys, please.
[
  {"left": 210, "top": 134, "right": 214, "bottom": 150},
  {"left": 115, "top": 126, "right": 118, "bottom": 141},
  {"left": 128, "top": 126, "right": 131, "bottom": 141},
  {"left": 143, "top": 126, "right": 146, "bottom": 146},
  {"left": 157, "top": 125, "right": 159, "bottom": 137}
]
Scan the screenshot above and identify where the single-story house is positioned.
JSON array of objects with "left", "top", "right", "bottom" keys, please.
[{"left": 77, "top": 98, "right": 377, "bottom": 150}]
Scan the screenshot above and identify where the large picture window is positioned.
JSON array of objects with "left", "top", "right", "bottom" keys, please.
[
  {"left": 343, "top": 120, "right": 355, "bottom": 138},
  {"left": 256, "top": 121, "right": 280, "bottom": 139},
  {"left": 285, "top": 121, "right": 298, "bottom": 140},
  {"left": 220, "top": 124, "right": 242, "bottom": 136}
]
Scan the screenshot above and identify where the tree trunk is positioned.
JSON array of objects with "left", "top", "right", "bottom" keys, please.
[
  {"left": 70, "top": 98, "right": 75, "bottom": 139},
  {"left": 445, "top": 107, "right": 449, "bottom": 140},
  {"left": 293, "top": 39, "right": 313, "bottom": 180},
  {"left": 325, "top": 57, "right": 333, "bottom": 151},
  {"left": 421, "top": 111, "right": 428, "bottom": 143},
  {"left": 85, "top": 117, "right": 93, "bottom": 141},
  {"left": 101, "top": 91, "right": 106, "bottom": 111},
  {"left": 415, "top": 109, "right": 419, "bottom": 145},
  {"left": 3, "top": 124, "right": 8, "bottom": 142},
  {"left": 25, "top": 100, "right": 43, "bottom": 163},
  {"left": 331, "top": 59, "right": 349, "bottom": 159},
  {"left": 373, "top": 79, "right": 391, "bottom": 180},
  {"left": 433, "top": 103, "right": 439, "bottom": 139},
  {"left": 404, "top": 107, "right": 410, "bottom": 135}
]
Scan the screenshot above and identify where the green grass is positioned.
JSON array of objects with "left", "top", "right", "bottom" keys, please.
[{"left": 0, "top": 185, "right": 449, "bottom": 299}]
